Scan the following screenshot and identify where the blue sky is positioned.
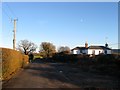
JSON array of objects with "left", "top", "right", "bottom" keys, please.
[{"left": 2, "top": 2, "right": 118, "bottom": 51}]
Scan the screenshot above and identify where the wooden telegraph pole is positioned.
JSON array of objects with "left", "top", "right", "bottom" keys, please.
[{"left": 13, "top": 19, "right": 17, "bottom": 50}]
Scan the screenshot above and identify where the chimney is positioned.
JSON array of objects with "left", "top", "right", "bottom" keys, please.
[
  {"left": 85, "top": 42, "right": 88, "bottom": 48},
  {"left": 105, "top": 43, "right": 108, "bottom": 48}
]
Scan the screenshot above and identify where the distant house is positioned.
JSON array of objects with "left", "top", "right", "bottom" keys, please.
[
  {"left": 87, "top": 46, "right": 111, "bottom": 55},
  {"left": 112, "top": 49, "right": 120, "bottom": 54},
  {"left": 71, "top": 47, "right": 87, "bottom": 54},
  {"left": 71, "top": 42, "right": 112, "bottom": 55}
]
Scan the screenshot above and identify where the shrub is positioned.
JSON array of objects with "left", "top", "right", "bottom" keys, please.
[
  {"left": 1, "top": 48, "right": 29, "bottom": 80},
  {"left": 95, "top": 54, "right": 116, "bottom": 64},
  {"left": 52, "top": 54, "right": 91, "bottom": 64},
  {"left": 91, "top": 54, "right": 120, "bottom": 76},
  {"left": 22, "top": 55, "right": 29, "bottom": 68}
]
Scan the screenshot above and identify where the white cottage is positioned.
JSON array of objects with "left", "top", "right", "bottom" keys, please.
[
  {"left": 87, "top": 46, "right": 111, "bottom": 55},
  {"left": 71, "top": 43, "right": 111, "bottom": 55},
  {"left": 71, "top": 47, "right": 87, "bottom": 54}
]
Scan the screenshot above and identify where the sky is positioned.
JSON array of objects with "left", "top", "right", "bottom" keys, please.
[{"left": 1, "top": 2, "right": 119, "bottom": 51}]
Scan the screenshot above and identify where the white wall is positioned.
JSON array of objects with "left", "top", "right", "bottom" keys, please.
[
  {"left": 88, "top": 49, "right": 93, "bottom": 55},
  {"left": 88, "top": 49, "right": 104, "bottom": 55},
  {"left": 72, "top": 50, "right": 80, "bottom": 54},
  {"left": 72, "top": 49, "right": 111, "bottom": 55},
  {"left": 107, "top": 50, "right": 111, "bottom": 54},
  {"left": 102, "top": 50, "right": 111, "bottom": 54}
]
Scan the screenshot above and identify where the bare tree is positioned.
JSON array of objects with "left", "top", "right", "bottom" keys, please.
[
  {"left": 18, "top": 40, "right": 37, "bottom": 55},
  {"left": 58, "top": 46, "right": 64, "bottom": 53},
  {"left": 64, "top": 46, "right": 70, "bottom": 53},
  {"left": 58, "top": 46, "right": 70, "bottom": 54},
  {"left": 40, "top": 42, "right": 56, "bottom": 58}
]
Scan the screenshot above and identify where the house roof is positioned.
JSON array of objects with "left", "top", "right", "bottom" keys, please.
[
  {"left": 88, "top": 46, "right": 111, "bottom": 50},
  {"left": 71, "top": 46, "right": 111, "bottom": 51},
  {"left": 71, "top": 47, "right": 87, "bottom": 51}
]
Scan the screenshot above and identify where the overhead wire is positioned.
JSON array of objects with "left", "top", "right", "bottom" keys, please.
[
  {"left": 5, "top": 3, "right": 18, "bottom": 32},
  {"left": 109, "top": 43, "right": 120, "bottom": 45},
  {"left": 2, "top": 8, "right": 12, "bottom": 21},
  {"left": 5, "top": 3, "right": 17, "bottom": 18},
  {"left": 2, "top": 3, "right": 18, "bottom": 21},
  {"left": 2, "top": 3, "right": 18, "bottom": 32}
]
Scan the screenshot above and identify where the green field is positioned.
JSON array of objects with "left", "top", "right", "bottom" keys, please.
[{"left": 33, "top": 55, "right": 43, "bottom": 60}]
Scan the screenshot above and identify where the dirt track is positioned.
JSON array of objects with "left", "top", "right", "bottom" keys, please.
[{"left": 2, "top": 59, "right": 120, "bottom": 89}]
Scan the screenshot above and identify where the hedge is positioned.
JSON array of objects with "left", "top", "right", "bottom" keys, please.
[
  {"left": 52, "top": 53, "right": 120, "bottom": 66},
  {"left": 52, "top": 54, "right": 91, "bottom": 64},
  {"left": 52, "top": 53, "right": 120, "bottom": 76},
  {"left": 1, "top": 48, "right": 29, "bottom": 80}
]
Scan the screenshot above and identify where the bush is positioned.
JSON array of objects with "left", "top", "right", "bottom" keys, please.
[
  {"left": 90, "top": 54, "right": 120, "bottom": 76},
  {"left": 95, "top": 54, "right": 117, "bottom": 64},
  {"left": 22, "top": 55, "right": 29, "bottom": 68},
  {"left": 76, "top": 55, "right": 93, "bottom": 66},
  {"left": 52, "top": 53, "right": 91, "bottom": 64},
  {"left": 1, "top": 48, "right": 29, "bottom": 80}
]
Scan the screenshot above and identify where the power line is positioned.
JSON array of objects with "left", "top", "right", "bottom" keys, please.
[
  {"left": 110, "top": 43, "right": 120, "bottom": 45},
  {"left": 5, "top": 3, "right": 17, "bottom": 18},
  {"left": 2, "top": 8, "right": 12, "bottom": 21},
  {"left": 5, "top": 3, "right": 19, "bottom": 29},
  {"left": 109, "top": 43, "right": 120, "bottom": 45},
  {"left": 2, "top": 3, "right": 18, "bottom": 21}
]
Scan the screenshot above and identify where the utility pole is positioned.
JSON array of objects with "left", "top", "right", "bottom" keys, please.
[{"left": 13, "top": 19, "right": 17, "bottom": 50}]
